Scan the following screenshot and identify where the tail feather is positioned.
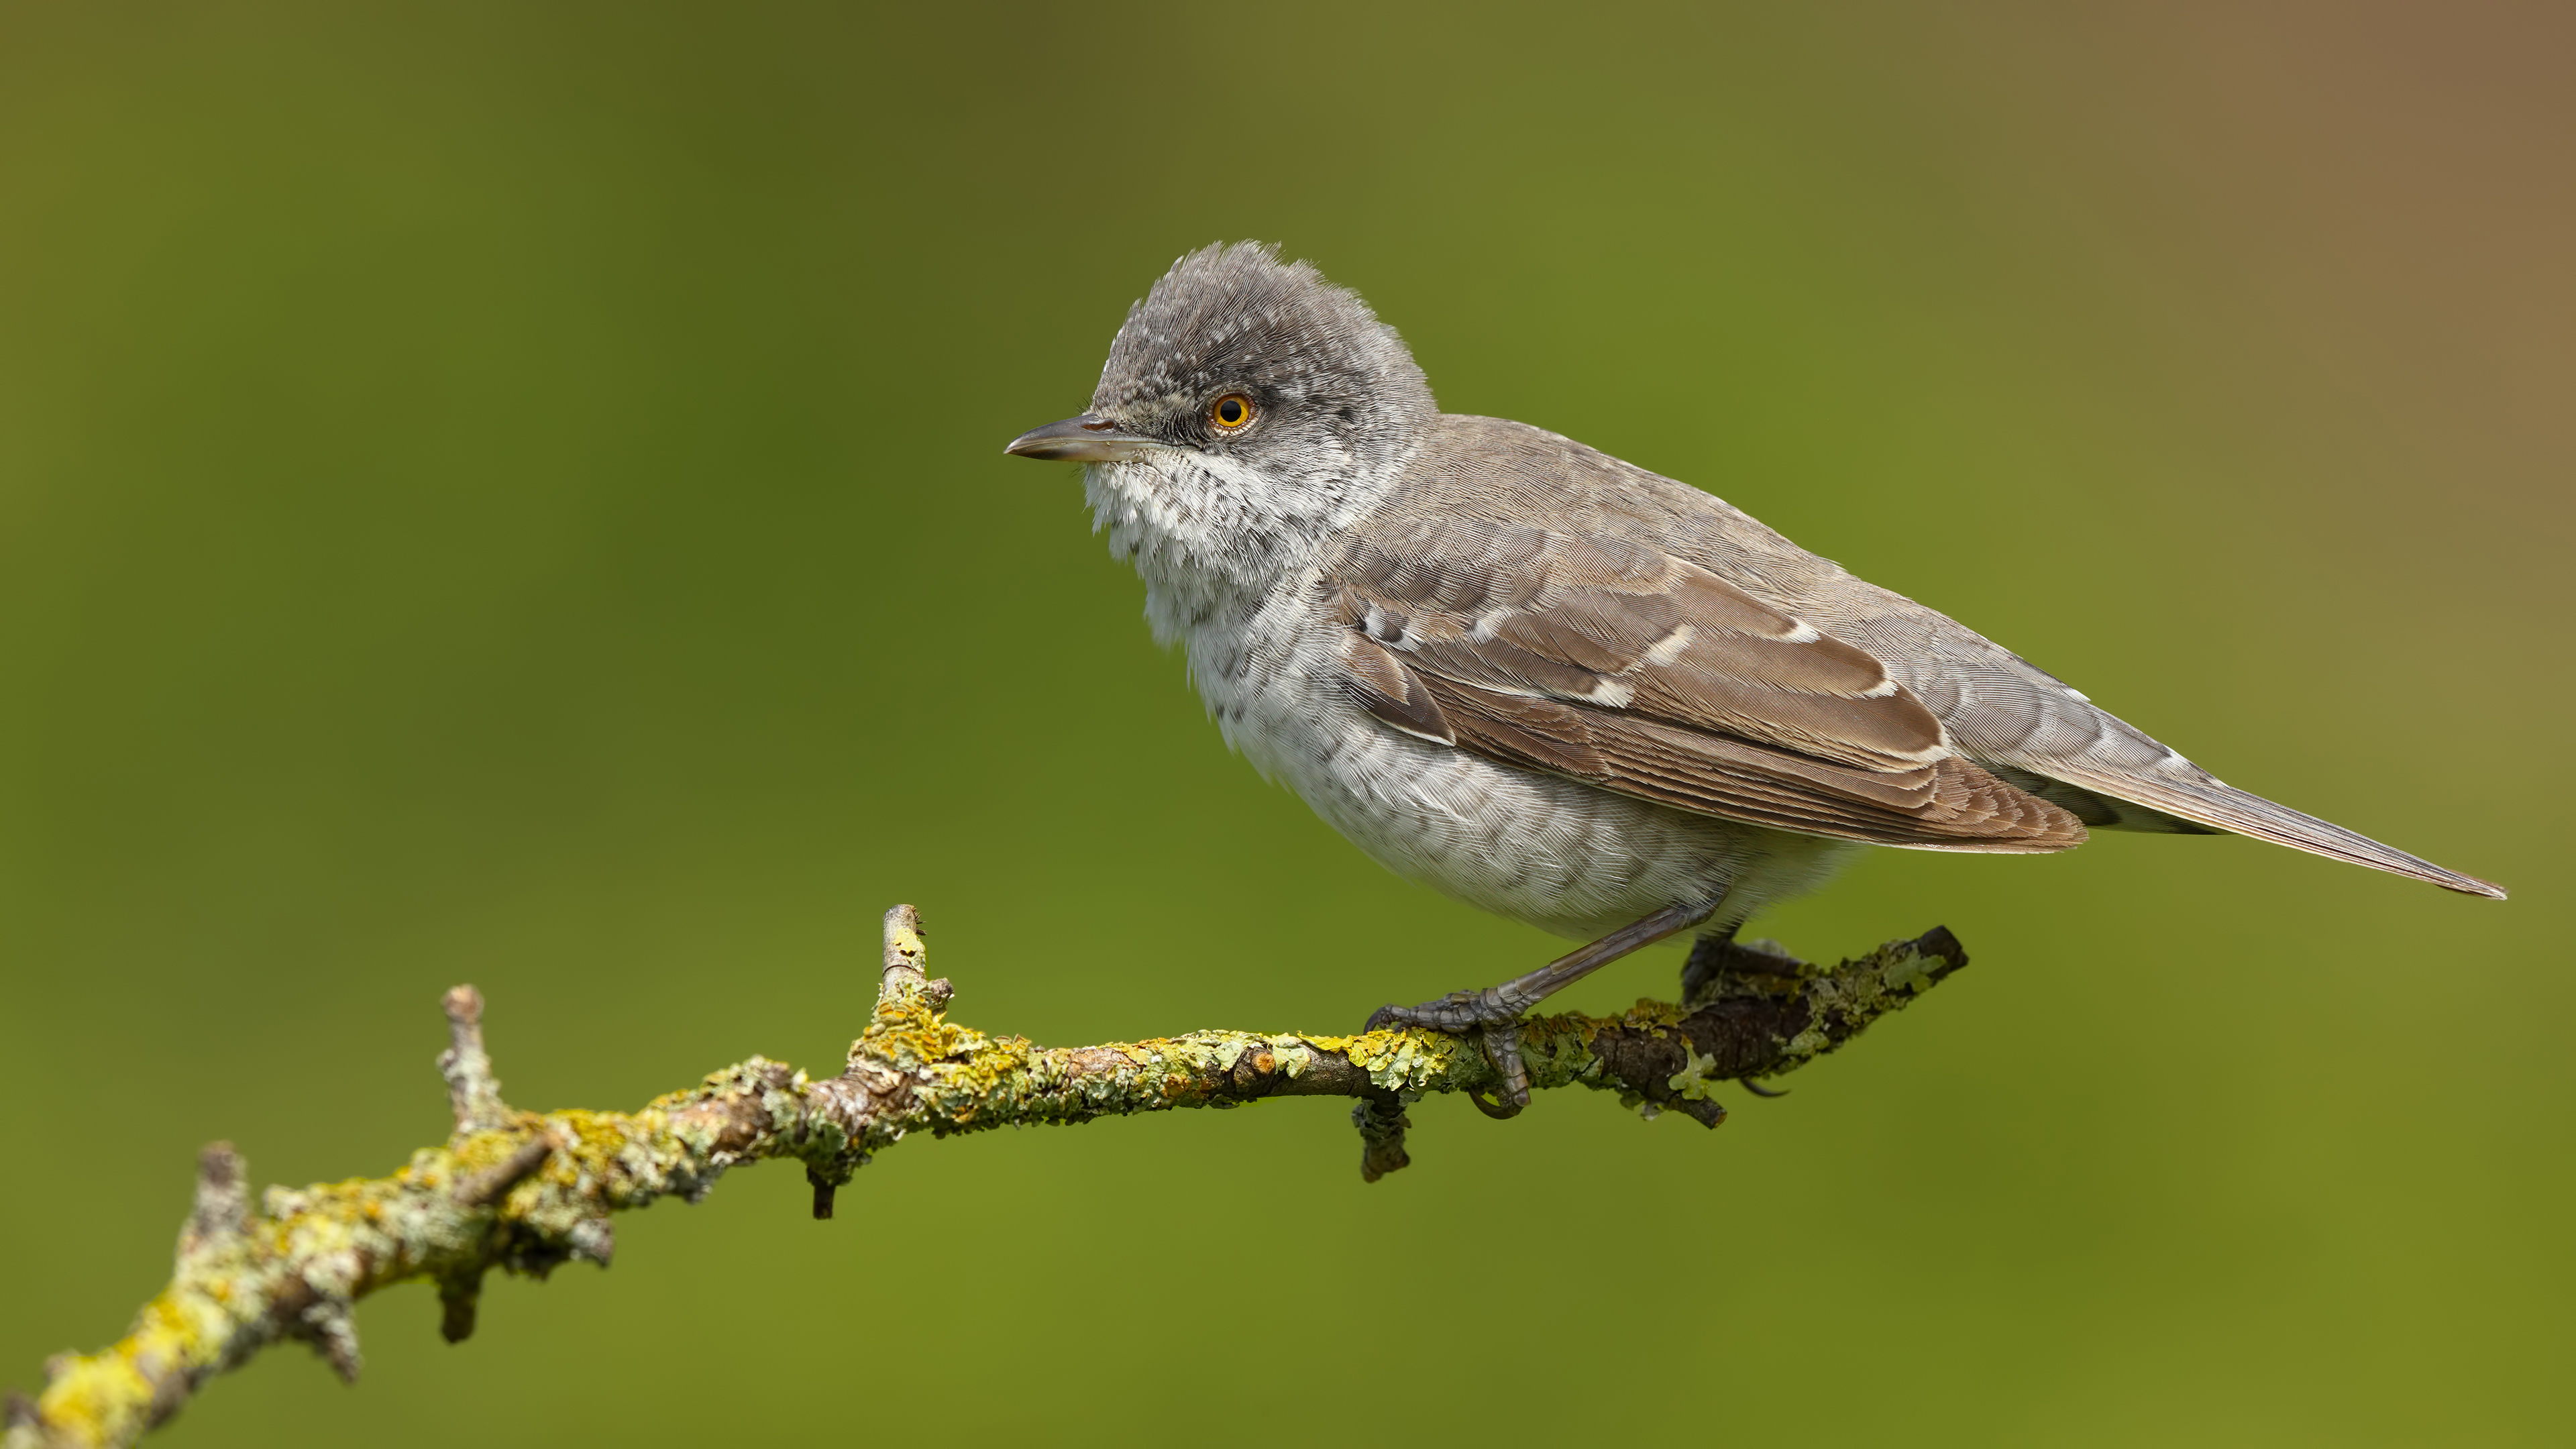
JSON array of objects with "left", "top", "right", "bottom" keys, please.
[{"left": 2036, "top": 761, "right": 2506, "bottom": 899}]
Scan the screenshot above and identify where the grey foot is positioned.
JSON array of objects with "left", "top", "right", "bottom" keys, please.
[
  {"left": 1362, "top": 900, "right": 1727, "bottom": 1122},
  {"left": 1365, "top": 991, "right": 1531, "bottom": 1117},
  {"left": 1364, "top": 983, "right": 1530, "bottom": 1034}
]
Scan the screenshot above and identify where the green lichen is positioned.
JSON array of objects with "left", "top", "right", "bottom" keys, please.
[{"left": 1666, "top": 1044, "right": 1726, "bottom": 1103}]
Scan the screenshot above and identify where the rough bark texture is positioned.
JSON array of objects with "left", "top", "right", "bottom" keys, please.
[{"left": 3, "top": 905, "right": 1966, "bottom": 1448}]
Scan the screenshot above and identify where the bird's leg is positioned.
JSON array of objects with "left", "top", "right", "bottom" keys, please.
[
  {"left": 1366, "top": 898, "right": 1723, "bottom": 1114},
  {"left": 1366, "top": 900, "right": 1723, "bottom": 1032}
]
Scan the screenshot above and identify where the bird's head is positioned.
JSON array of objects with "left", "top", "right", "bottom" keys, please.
[{"left": 1006, "top": 243, "right": 1436, "bottom": 529}]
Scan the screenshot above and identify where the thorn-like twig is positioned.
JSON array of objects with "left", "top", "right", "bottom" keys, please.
[
  {"left": 1674, "top": 1097, "right": 1729, "bottom": 1127},
  {"left": 452, "top": 1128, "right": 560, "bottom": 1210},
  {"left": 879, "top": 903, "right": 926, "bottom": 993},
  {"left": 437, "top": 985, "right": 508, "bottom": 1132},
  {"left": 297, "top": 1301, "right": 362, "bottom": 1384},
  {"left": 436, "top": 1271, "right": 485, "bottom": 1345},
  {"left": 181, "top": 1143, "right": 248, "bottom": 1256},
  {"left": 876, "top": 904, "right": 953, "bottom": 1014},
  {"left": 806, "top": 1166, "right": 841, "bottom": 1220},
  {"left": 1352, "top": 1095, "right": 1413, "bottom": 1182}
]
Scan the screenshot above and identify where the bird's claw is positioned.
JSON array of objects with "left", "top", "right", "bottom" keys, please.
[
  {"left": 1365, "top": 985, "right": 1525, "bottom": 1034},
  {"left": 1460, "top": 1021, "right": 1531, "bottom": 1117},
  {"left": 1366, "top": 990, "right": 1532, "bottom": 1117}
]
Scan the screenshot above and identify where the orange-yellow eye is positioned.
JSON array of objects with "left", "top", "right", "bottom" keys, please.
[{"left": 1210, "top": 393, "right": 1254, "bottom": 430}]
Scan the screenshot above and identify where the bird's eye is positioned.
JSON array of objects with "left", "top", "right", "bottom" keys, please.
[{"left": 1210, "top": 393, "right": 1255, "bottom": 431}]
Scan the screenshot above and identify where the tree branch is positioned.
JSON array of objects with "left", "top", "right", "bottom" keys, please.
[{"left": 3, "top": 904, "right": 1966, "bottom": 1448}]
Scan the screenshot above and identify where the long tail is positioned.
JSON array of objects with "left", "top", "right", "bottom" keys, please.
[{"left": 2031, "top": 759, "right": 2505, "bottom": 898}]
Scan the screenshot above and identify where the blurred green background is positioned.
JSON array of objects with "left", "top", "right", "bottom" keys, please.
[{"left": 3, "top": 1, "right": 2569, "bottom": 1443}]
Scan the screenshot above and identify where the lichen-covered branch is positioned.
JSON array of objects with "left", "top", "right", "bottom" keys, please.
[{"left": 3, "top": 906, "right": 1966, "bottom": 1449}]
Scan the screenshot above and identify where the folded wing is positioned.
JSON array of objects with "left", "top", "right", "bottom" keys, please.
[{"left": 1323, "top": 519, "right": 2086, "bottom": 852}]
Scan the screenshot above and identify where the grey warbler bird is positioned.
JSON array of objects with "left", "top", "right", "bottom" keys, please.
[{"left": 1006, "top": 242, "right": 2502, "bottom": 1110}]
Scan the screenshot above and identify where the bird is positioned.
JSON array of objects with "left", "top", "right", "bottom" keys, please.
[{"left": 1005, "top": 241, "right": 2504, "bottom": 1110}]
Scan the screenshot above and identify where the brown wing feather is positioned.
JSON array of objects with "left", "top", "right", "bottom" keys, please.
[
  {"left": 1325, "top": 521, "right": 2086, "bottom": 852},
  {"left": 1421, "top": 676, "right": 2080, "bottom": 851}
]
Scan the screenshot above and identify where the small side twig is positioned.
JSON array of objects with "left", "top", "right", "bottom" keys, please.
[
  {"left": 451, "top": 1129, "right": 561, "bottom": 1210},
  {"left": 437, "top": 985, "right": 507, "bottom": 1133}
]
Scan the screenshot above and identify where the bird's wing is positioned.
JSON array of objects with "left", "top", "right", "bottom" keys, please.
[
  {"left": 1363, "top": 415, "right": 2502, "bottom": 896},
  {"left": 1807, "top": 587, "right": 2512, "bottom": 898},
  {"left": 2045, "top": 755, "right": 2504, "bottom": 895},
  {"left": 1321, "top": 517, "right": 2086, "bottom": 852}
]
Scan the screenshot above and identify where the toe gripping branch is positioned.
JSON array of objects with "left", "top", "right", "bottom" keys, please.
[
  {"left": 4, "top": 912, "right": 1965, "bottom": 1449},
  {"left": 1350, "top": 925, "right": 1969, "bottom": 1171}
]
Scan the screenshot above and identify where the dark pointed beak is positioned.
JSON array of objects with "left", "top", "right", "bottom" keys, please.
[{"left": 1004, "top": 414, "right": 1159, "bottom": 463}]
